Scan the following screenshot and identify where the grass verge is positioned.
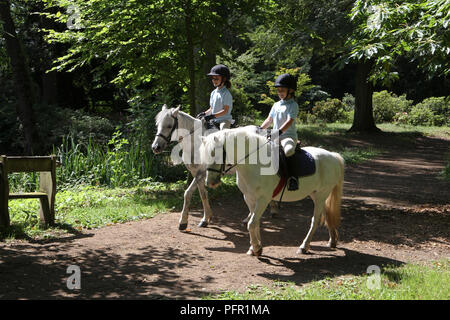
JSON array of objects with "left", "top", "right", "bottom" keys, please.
[
  {"left": 0, "top": 177, "right": 240, "bottom": 241},
  {"left": 205, "top": 259, "right": 450, "bottom": 300}
]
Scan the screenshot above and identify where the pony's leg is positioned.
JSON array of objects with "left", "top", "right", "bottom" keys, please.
[
  {"left": 247, "top": 197, "right": 270, "bottom": 257},
  {"left": 242, "top": 194, "right": 255, "bottom": 227},
  {"left": 298, "top": 193, "right": 326, "bottom": 254},
  {"left": 328, "top": 229, "right": 339, "bottom": 249},
  {"left": 269, "top": 200, "right": 279, "bottom": 218},
  {"left": 197, "top": 180, "right": 213, "bottom": 228},
  {"left": 178, "top": 178, "right": 198, "bottom": 230}
]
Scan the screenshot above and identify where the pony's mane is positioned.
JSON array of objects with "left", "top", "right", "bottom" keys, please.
[
  {"left": 224, "top": 127, "right": 267, "bottom": 145},
  {"left": 201, "top": 127, "right": 267, "bottom": 163},
  {"left": 155, "top": 108, "right": 170, "bottom": 125},
  {"left": 155, "top": 107, "right": 198, "bottom": 126}
]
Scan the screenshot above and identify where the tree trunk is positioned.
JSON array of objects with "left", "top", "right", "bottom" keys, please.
[
  {"left": 0, "top": 0, "right": 41, "bottom": 154},
  {"left": 196, "top": 31, "right": 216, "bottom": 115},
  {"left": 42, "top": 70, "right": 58, "bottom": 105},
  {"left": 184, "top": 5, "right": 196, "bottom": 116},
  {"left": 349, "top": 61, "right": 380, "bottom": 133},
  {"left": 40, "top": 6, "right": 59, "bottom": 105}
]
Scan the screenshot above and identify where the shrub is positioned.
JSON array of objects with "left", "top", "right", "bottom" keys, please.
[
  {"left": 297, "top": 110, "right": 308, "bottom": 124},
  {"left": 393, "top": 112, "right": 409, "bottom": 125},
  {"left": 372, "top": 90, "right": 413, "bottom": 123},
  {"left": 343, "top": 110, "right": 354, "bottom": 123},
  {"left": 408, "top": 104, "right": 435, "bottom": 126},
  {"left": 414, "top": 97, "right": 449, "bottom": 126},
  {"left": 312, "top": 98, "right": 347, "bottom": 123},
  {"left": 306, "top": 113, "right": 318, "bottom": 124}
]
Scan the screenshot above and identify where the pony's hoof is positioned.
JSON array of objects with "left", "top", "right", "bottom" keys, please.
[
  {"left": 179, "top": 223, "right": 188, "bottom": 231},
  {"left": 328, "top": 241, "right": 337, "bottom": 249},
  {"left": 242, "top": 220, "right": 248, "bottom": 227},
  {"left": 198, "top": 220, "right": 208, "bottom": 228},
  {"left": 247, "top": 247, "right": 263, "bottom": 257},
  {"left": 297, "top": 247, "right": 309, "bottom": 254}
]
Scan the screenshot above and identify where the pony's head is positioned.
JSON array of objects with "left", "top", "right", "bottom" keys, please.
[
  {"left": 200, "top": 127, "right": 267, "bottom": 188},
  {"left": 152, "top": 104, "right": 180, "bottom": 154}
]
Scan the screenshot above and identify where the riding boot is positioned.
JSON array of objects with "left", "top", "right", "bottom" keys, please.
[{"left": 286, "top": 154, "right": 298, "bottom": 191}]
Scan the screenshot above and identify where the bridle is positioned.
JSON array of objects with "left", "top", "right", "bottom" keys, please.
[
  {"left": 156, "top": 115, "right": 179, "bottom": 144},
  {"left": 155, "top": 114, "right": 208, "bottom": 148},
  {"left": 206, "top": 147, "right": 228, "bottom": 178}
]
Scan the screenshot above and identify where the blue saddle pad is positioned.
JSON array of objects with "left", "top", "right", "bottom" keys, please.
[
  {"left": 278, "top": 147, "right": 316, "bottom": 178},
  {"left": 296, "top": 149, "right": 316, "bottom": 177}
]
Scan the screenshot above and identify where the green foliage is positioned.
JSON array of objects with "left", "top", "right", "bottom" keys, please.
[
  {"left": 3, "top": 184, "right": 185, "bottom": 239},
  {"left": 312, "top": 98, "right": 348, "bottom": 123},
  {"left": 349, "top": 0, "right": 450, "bottom": 84},
  {"left": 407, "top": 104, "right": 435, "bottom": 126},
  {"left": 372, "top": 90, "right": 413, "bottom": 123},
  {"left": 41, "top": 0, "right": 268, "bottom": 112},
  {"left": 391, "top": 96, "right": 449, "bottom": 127},
  {"left": 54, "top": 130, "right": 186, "bottom": 189},
  {"left": 218, "top": 48, "right": 262, "bottom": 123},
  {"left": 414, "top": 96, "right": 450, "bottom": 126},
  {"left": 260, "top": 67, "right": 314, "bottom": 109}
]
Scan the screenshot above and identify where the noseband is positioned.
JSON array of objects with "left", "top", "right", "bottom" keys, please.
[
  {"left": 156, "top": 115, "right": 178, "bottom": 143},
  {"left": 206, "top": 147, "right": 228, "bottom": 178}
]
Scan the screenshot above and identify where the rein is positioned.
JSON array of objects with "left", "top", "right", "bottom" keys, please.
[
  {"left": 207, "top": 138, "right": 287, "bottom": 206},
  {"left": 207, "top": 139, "right": 271, "bottom": 177}
]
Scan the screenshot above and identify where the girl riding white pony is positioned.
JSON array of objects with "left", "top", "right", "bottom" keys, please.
[
  {"left": 200, "top": 128, "right": 344, "bottom": 256},
  {"left": 151, "top": 105, "right": 280, "bottom": 230}
]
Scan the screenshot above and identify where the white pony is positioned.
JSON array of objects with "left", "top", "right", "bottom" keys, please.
[
  {"left": 200, "top": 128, "right": 345, "bottom": 256},
  {"left": 152, "top": 105, "right": 213, "bottom": 230},
  {"left": 151, "top": 105, "right": 279, "bottom": 230}
]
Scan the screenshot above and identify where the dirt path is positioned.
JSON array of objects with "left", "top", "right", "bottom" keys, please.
[{"left": 1, "top": 133, "right": 449, "bottom": 299}]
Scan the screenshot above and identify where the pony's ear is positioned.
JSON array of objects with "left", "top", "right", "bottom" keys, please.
[
  {"left": 200, "top": 136, "right": 206, "bottom": 144},
  {"left": 162, "top": 104, "right": 167, "bottom": 110},
  {"left": 172, "top": 106, "right": 180, "bottom": 117}
]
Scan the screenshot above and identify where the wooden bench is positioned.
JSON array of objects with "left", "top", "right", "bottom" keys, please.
[{"left": 0, "top": 155, "right": 57, "bottom": 228}]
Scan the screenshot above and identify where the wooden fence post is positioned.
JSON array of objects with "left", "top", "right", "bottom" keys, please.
[{"left": 39, "top": 155, "right": 56, "bottom": 226}]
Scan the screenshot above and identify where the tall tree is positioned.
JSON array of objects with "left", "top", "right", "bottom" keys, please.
[
  {"left": 346, "top": 0, "right": 449, "bottom": 131},
  {"left": 348, "top": 0, "right": 449, "bottom": 81},
  {"left": 0, "top": 0, "right": 41, "bottom": 154},
  {"left": 42, "top": 0, "right": 266, "bottom": 115},
  {"left": 256, "top": 0, "right": 382, "bottom": 132}
]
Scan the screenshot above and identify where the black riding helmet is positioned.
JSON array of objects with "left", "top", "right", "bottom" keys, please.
[
  {"left": 274, "top": 73, "right": 297, "bottom": 91},
  {"left": 207, "top": 64, "right": 231, "bottom": 80}
]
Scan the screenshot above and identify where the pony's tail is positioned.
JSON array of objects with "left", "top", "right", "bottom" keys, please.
[{"left": 323, "top": 153, "right": 344, "bottom": 230}]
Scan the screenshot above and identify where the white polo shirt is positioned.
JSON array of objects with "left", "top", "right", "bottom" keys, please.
[
  {"left": 210, "top": 86, "right": 233, "bottom": 123},
  {"left": 269, "top": 98, "right": 299, "bottom": 140}
]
